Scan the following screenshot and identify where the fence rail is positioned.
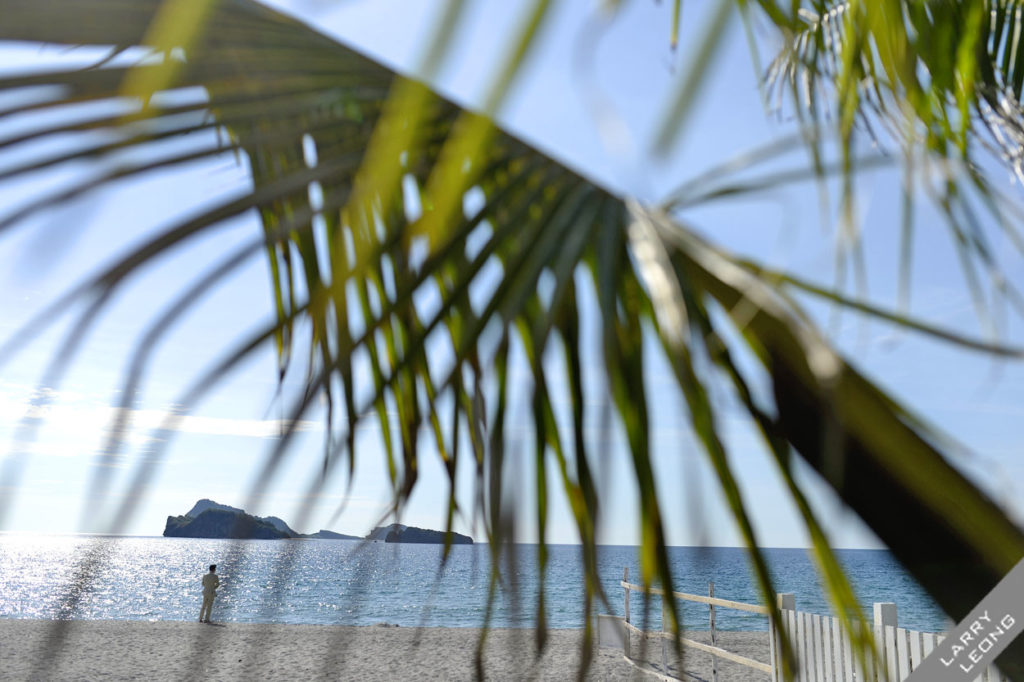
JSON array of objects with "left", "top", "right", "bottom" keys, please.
[
  {"left": 619, "top": 580, "right": 771, "bottom": 615},
  {"left": 622, "top": 620, "right": 773, "bottom": 673}
]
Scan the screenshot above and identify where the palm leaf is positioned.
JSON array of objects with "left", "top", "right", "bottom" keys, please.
[
  {"left": 763, "top": 1, "right": 1024, "bottom": 332},
  {"left": 2, "top": 1, "right": 1024, "bottom": 679}
]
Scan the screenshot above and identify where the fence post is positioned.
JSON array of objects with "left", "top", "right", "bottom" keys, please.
[
  {"left": 771, "top": 593, "right": 795, "bottom": 682},
  {"left": 874, "top": 602, "right": 897, "bottom": 682},
  {"left": 709, "top": 581, "right": 718, "bottom": 682},
  {"left": 622, "top": 567, "right": 631, "bottom": 657},
  {"left": 623, "top": 567, "right": 630, "bottom": 624},
  {"left": 661, "top": 596, "right": 668, "bottom": 673}
]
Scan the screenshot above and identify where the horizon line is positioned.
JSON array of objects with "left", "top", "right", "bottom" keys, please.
[{"left": 0, "top": 530, "right": 887, "bottom": 551}]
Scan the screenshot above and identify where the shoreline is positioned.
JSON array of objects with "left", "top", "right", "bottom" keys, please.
[
  {"left": 0, "top": 614, "right": 770, "bottom": 632},
  {"left": 0, "top": 618, "right": 771, "bottom": 681}
]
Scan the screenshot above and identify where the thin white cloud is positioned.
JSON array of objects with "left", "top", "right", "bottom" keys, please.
[{"left": 0, "top": 383, "right": 321, "bottom": 447}]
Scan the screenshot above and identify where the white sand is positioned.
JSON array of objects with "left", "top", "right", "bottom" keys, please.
[{"left": 0, "top": 619, "right": 771, "bottom": 681}]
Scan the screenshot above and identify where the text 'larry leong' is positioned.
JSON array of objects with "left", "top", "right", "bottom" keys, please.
[{"left": 940, "top": 611, "right": 1016, "bottom": 674}]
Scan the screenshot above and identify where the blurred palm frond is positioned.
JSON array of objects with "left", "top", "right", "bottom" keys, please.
[{"left": 1, "top": 0, "right": 1024, "bottom": 679}]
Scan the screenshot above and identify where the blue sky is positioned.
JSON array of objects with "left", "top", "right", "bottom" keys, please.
[{"left": 1, "top": 0, "right": 1023, "bottom": 549}]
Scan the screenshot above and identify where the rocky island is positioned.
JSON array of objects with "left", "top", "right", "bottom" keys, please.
[
  {"left": 163, "top": 499, "right": 360, "bottom": 540},
  {"left": 368, "top": 523, "right": 473, "bottom": 545},
  {"left": 163, "top": 499, "right": 472, "bottom": 544},
  {"left": 164, "top": 507, "right": 288, "bottom": 539}
]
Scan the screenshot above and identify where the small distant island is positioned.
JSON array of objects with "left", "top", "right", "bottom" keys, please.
[
  {"left": 368, "top": 523, "right": 473, "bottom": 545},
  {"left": 163, "top": 499, "right": 472, "bottom": 544}
]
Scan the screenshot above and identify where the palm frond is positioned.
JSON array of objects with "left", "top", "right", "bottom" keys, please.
[
  {"left": 2, "top": 1, "right": 1024, "bottom": 679},
  {"left": 766, "top": 1, "right": 1024, "bottom": 179}
]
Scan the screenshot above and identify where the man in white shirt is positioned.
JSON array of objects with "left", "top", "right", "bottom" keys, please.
[{"left": 199, "top": 564, "right": 220, "bottom": 623}]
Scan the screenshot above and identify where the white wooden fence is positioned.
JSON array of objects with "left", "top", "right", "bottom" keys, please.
[
  {"left": 773, "top": 597, "right": 1011, "bottom": 682},
  {"left": 602, "top": 570, "right": 1011, "bottom": 682}
]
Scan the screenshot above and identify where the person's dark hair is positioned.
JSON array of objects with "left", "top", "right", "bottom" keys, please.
[{"left": 209, "top": 564, "right": 216, "bottom": 572}]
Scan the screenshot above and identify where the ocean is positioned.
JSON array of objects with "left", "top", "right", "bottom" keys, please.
[{"left": 0, "top": 535, "right": 948, "bottom": 632}]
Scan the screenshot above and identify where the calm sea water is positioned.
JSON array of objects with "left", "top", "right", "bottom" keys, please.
[{"left": 0, "top": 535, "right": 948, "bottom": 631}]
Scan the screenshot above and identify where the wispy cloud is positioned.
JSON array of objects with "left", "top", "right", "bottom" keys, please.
[{"left": 0, "top": 383, "right": 321, "bottom": 454}]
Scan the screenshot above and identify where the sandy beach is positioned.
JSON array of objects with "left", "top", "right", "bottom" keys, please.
[{"left": 0, "top": 619, "right": 771, "bottom": 681}]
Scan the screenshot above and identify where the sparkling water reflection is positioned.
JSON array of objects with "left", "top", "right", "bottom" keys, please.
[{"left": 0, "top": 535, "right": 947, "bottom": 630}]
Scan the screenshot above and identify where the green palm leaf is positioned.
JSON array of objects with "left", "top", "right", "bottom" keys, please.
[{"left": 2, "top": 0, "right": 1024, "bottom": 679}]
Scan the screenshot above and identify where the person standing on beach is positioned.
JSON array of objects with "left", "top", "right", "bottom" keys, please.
[{"left": 199, "top": 564, "right": 220, "bottom": 623}]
